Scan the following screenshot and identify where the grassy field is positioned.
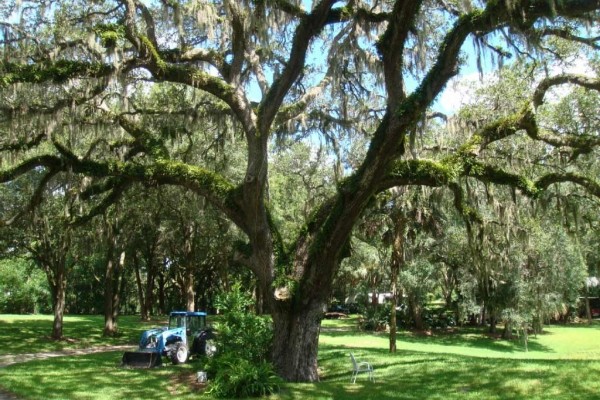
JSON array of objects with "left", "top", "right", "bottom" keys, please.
[{"left": 1, "top": 315, "right": 599, "bottom": 399}]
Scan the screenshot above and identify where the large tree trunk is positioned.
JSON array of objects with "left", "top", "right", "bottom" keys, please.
[{"left": 271, "top": 301, "right": 324, "bottom": 382}]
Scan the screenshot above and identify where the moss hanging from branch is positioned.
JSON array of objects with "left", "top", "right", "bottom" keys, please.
[{"left": 0, "top": 60, "right": 113, "bottom": 87}]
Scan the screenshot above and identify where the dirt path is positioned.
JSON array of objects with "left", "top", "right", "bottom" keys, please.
[{"left": 0, "top": 345, "right": 134, "bottom": 399}]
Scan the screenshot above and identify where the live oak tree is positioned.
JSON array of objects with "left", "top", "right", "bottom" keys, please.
[{"left": 1, "top": 0, "right": 600, "bottom": 381}]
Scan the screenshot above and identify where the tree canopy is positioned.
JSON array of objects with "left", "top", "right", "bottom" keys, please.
[{"left": 1, "top": 0, "right": 600, "bottom": 381}]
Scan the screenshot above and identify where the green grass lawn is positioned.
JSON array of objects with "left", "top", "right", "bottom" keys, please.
[
  {"left": 0, "top": 314, "right": 167, "bottom": 354},
  {"left": 1, "top": 315, "right": 599, "bottom": 399}
]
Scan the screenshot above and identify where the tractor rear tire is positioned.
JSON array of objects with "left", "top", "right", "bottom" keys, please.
[{"left": 170, "top": 342, "right": 188, "bottom": 365}]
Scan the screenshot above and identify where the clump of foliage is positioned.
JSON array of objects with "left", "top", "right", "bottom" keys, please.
[
  {"left": 0, "top": 258, "right": 50, "bottom": 313},
  {"left": 359, "top": 304, "right": 390, "bottom": 332},
  {"left": 206, "top": 284, "right": 281, "bottom": 398}
]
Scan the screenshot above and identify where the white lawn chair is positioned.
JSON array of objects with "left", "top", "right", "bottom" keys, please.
[{"left": 350, "top": 352, "right": 374, "bottom": 383}]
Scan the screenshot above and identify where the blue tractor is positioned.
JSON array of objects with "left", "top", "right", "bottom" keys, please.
[{"left": 122, "top": 311, "right": 216, "bottom": 368}]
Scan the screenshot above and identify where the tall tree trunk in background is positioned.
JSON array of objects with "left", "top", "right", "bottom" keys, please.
[
  {"left": 104, "top": 244, "right": 125, "bottom": 336},
  {"left": 389, "top": 214, "right": 406, "bottom": 353},
  {"left": 183, "top": 224, "right": 195, "bottom": 312},
  {"left": 115, "top": 252, "right": 126, "bottom": 319},
  {"left": 133, "top": 253, "right": 149, "bottom": 321},
  {"left": 409, "top": 295, "right": 424, "bottom": 331},
  {"left": 502, "top": 322, "right": 513, "bottom": 339},
  {"left": 157, "top": 271, "right": 166, "bottom": 315},
  {"left": 33, "top": 216, "right": 73, "bottom": 341},
  {"left": 49, "top": 264, "right": 67, "bottom": 340},
  {"left": 144, "top": 269, "right": 155, "bottom": 317},
  {"left": 185, "top": 268, "right": 195, "bottom": 312},
  {"left": 104, "top": 256, "right": 116, "bottom": 336},
  {"left": 103, "top": 223, "right": 118, "bottom": 336},
  {"left": 488, "top": 311, "right": 497, "bottom": 334},
  {"left": 585, "top": 293, "right": 592, "bottom": 323}
]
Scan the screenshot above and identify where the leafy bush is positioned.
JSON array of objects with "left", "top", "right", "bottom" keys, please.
[
  {"left": 205, "top": 283, "right": 279, "bottom": 397},
  {"left": 207, "top": 354, "right": 281, "bottom": 398}
]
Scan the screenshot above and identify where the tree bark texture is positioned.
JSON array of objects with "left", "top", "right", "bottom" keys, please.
[{"left": 271, "top": 301, "right": 324, "bottom": 382}]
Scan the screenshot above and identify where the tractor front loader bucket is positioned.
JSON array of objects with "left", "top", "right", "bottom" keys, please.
[{"left": 122, "top": 351, "right": 161, "bottom": 368}]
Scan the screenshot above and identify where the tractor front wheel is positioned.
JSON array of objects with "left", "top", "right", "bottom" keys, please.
[{"left": 170, "top": 342, "right": 188, "bottom": 365}]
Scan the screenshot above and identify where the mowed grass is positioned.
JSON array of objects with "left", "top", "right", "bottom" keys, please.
[
  {"left": 0, "top": 315, "right": 599, "bottom": 399},
  {"left": 0, "top": 314, "right": 167, "bottom": 354}
]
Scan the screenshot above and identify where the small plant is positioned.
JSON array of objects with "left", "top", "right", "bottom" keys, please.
[{"left": 205, "top": 283, "right": 280, "bottom": 397}]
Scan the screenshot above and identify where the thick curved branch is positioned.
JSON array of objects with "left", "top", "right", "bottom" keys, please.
[
  {"left": 533, "top": 74, "right": 600, "bottom": 107},
  {"left": 537, "top": 173, "right": 600, "bottom": 198},
  {"left": 2, "top": 169, "right": 59, "bottom": 226},
  {"left": 462, "top": 160, "right": 600, "bottom": 200},
  {"left": 116, "top": 115, "right": 169, "bottom": 159},
  {"left": 71, "top": 181, "right": 131, "bottom": 226},
  {"left": 412, "top": 0, "right": 600, "bottom": 120},
  {"left": 271, "top": 0, "right": 307, "bottom": 18},
  {"left": 0, "top": 154, "right": 247, "bottom": 233},
  {"left": 162, "top": 48, "right": 230, "bottom": 77},
  {"left": 274, "top": 73, "right": 333, "bottom": 126},
  {"left": 0, "top": 155, "right": 63, "bottom": 182},
  {"left": 537, "top": 28, "right": 600, "bottom": 50},
  {"left": 0, "top": 133, "right": 45, "bottom": 152},
  {"left": 463, "top": 101, "right": 600, "bottom": 154},
  {"left": 326, "top": 6, "right": 390, "bottom": 24},
  {"left": 228, "top": 2, "right": 246, "bottom": 86},
  {"left": 377, "top": 0, "right": 423, "bottom": 106},
  {"left": 157, "top": 64, "right": 256, "bottom": 133},
  {"left": 258, "top": 0, "right": 337, "bottom": 134}
]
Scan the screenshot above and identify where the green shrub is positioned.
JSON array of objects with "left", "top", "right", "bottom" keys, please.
[
  {"left": 207, "top": 354, "right": 281, "bottom": 398},
  {"left": 212, "top": 283, "right": 273, "bottom": 362},
  {"left": 205, "top": 283, "right": 279, "bottom": 397}
]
